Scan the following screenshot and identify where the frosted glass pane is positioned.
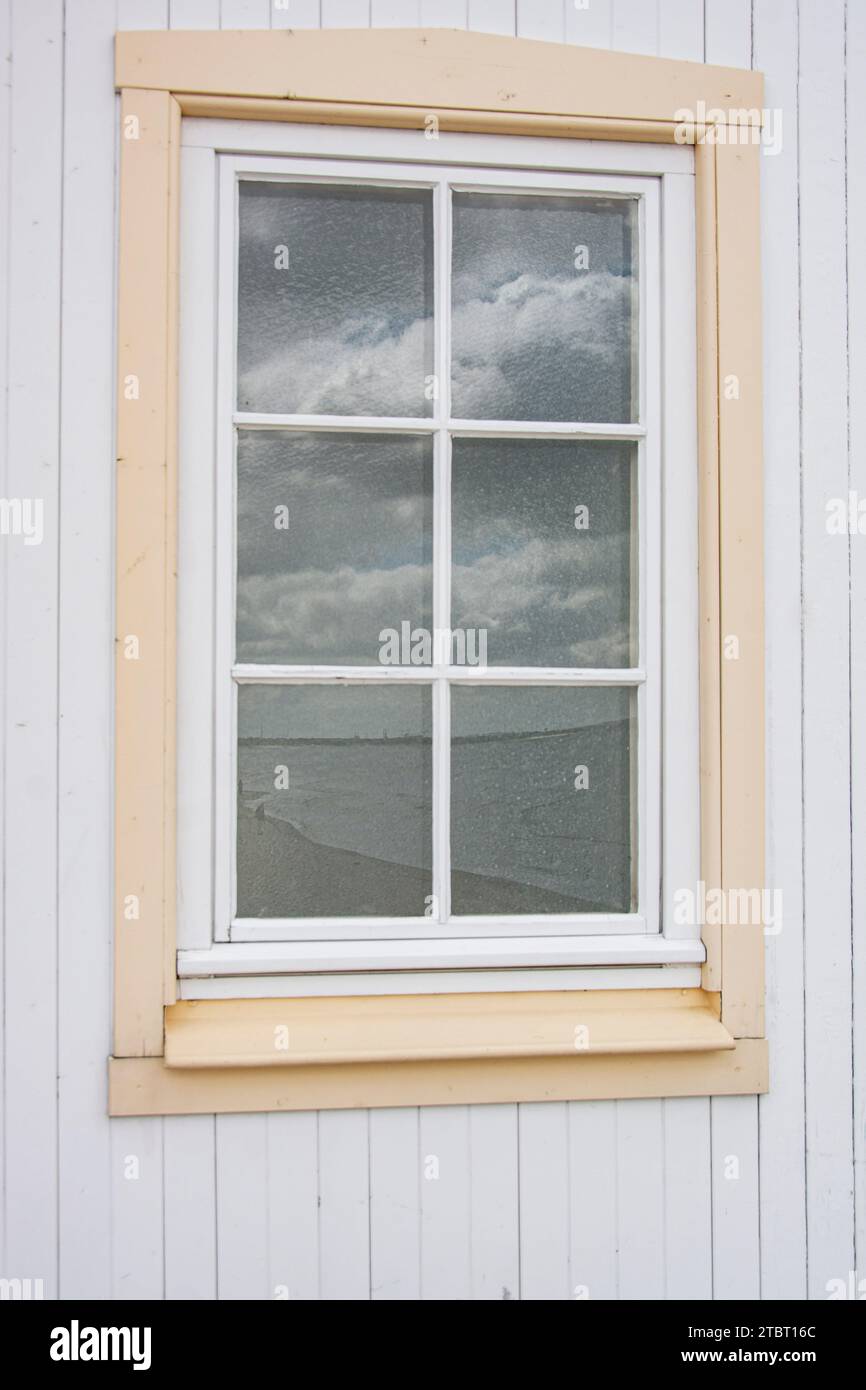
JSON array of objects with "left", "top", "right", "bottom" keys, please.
[
  {"left": 451, "top": 686, "right": 635, "bottom": 914},
  {"left": 238, "top": 181, "right": 435, "bottom": 416},
  {"left": 452, "top": 439, "right": 636, "bottom": 668},
  {"left": 451, "top": 193, "right": 637, "bottom": 422},
  {"left": 237, "top": 684, "right": 432, "bottom": 918},
  {"left": 236, "top": 431, "right": 433, "bottom": 666}
]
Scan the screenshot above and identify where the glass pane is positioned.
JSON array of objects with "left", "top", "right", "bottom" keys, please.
[
  {"left": 236, "top": 430, "right": 433, "bottom": 666},
  {"left": 451, "top": 686, "right": 635, "bottom": 914},
  {"left": 451, "top": 192, "right": 637, "bottom": 422},
  {"left": 237, "top": 685, "right": 432, "bottom": 918},
  {"left": 451, "top": 439, "right": 636, "bottom": 668},
  {"left": 237, "top": 181, "right": 435, "bottom": 416}
]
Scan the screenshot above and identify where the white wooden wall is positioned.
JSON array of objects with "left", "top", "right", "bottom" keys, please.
[{"left": 0, "top": 0, "right": 861, "bottom": 1300}]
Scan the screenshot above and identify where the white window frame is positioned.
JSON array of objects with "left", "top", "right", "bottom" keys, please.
[{"left": 177, "top": 121, "right": 700, "bottom": 997}]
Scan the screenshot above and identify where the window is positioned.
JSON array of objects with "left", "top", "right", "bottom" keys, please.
[
  {"left": 177, "top": 130, "right": 701, "bottom": 992},
  {"left": 111, "top": 27, "right": 767, "bottom": 1114}
]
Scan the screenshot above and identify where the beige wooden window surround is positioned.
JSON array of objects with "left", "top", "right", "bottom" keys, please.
[{"left": 109, "top": 27, "right": 766, "bottom": 1116}]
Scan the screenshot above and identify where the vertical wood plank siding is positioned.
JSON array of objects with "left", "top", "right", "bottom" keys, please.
[{"left": 0, "top": 0, "right": 858, "bottom": 1299}]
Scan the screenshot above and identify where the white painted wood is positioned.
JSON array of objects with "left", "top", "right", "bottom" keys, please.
[
  {"left": 469, "top": 1104, "right": 519, "bottom": 1299},
  {"left": 565, "top": 0, "right": 611, "bottom": 49},
  {"left": 164, "top": 1117, "right": 217, "bottom": 1298},
  {"left": 118, "top": 0, "right": 169, "bottom": 27},
  {"left": 180, "top": 965, "right": 702, "bottom": 997},
  {"left": 3, "top": 0, "right": 63, "bottom": 1303},
  {"left": 56, "top": 0, "right": 117, "bottom": 1300},
  {"left": 752, "top": 0, "right": 807, "bottom": 1303},
  {"left": 420, "top": 1107, "right": 472, "bottom": 1298},
  {"left": 216, "top": 1115, "right": 271, "bottom": 1298},
  {"left": 703, "top": 0, "right": 750, "bottom": 69},
  {"left": 371, "top": 0, "right": 421, "bottom": 27},
  {"left": 639, "top": 171, "right": 663, "bottom": 941},
  {"left": 214, "top": 155, "right": 238, "bottom": 940},
  {"left": 612, "top": 0, "right": 658, "bottom": 56},
  {"left": 178, "top": 144, "right": 218, "bottom": 951},
  {"left": 657, "top": 0, "right": 702, "bottom": 61},
  {"left": 181, "top": 935, "right": 701, "bottom": 971},
  {"left": 266, "top": 1112, "right": 320, "bottom": 1299},
  {"left": 272, "top": 1, "right": 321, "bottom": 28},
  {"left": 170, "top": 0, "right": 220, "bottom": 24},
  {"left": 220, "top": 0, "right": 271, "bottom": 27},
  {"left": 236, "top": 412, "right": 436, "bottom": 431},
  {"left": 0, "top": 0, "right": 10, "bottom": 1287},
  {"left": 516, "top": 0, "right": 564, "bottom": 42},
  {"left": 318, "top": 1111, "right": 371, "bottom": 1298},
  {"left": 230, "top": 912, "right": 656, "bottom": 949},
  {"left": 616, "top": 1098, "right": 665, "bottom": 1298},
  {"left": 370, "top": 1109, "right": 421, "bottom": 1299},
  {"left": 197, "top": 143, "right": 680, "bottom": 970},
  {"left": 322, "top": 0, "right": 370, "bottom": 27},
  {"left": 711, "top": 1095, "right": 760, "bottom": 1299},
  {"left": 660, "top": 170, "right": 700, "bottom": 935},
  {"left": 468, "top": 0, "right": 514, "bottom": 36},
  {"left": 698, "top": 2, "right": 765, "bottom": 1308},
  {"left": 0, "top": 0, "right": 862, "bottom": 1307},
  {"left": 221, "top": 150, "right": 666, "bottom": 195},
  {"left": 798, "top": 0, "right": 855, "bottom": 1300},
  {"left": 421, "top": 0, "right": 466, "bottom": 27},
  {"left": 518, "top": 1103, "right": 570, "bottom": 1298},
  {"left": 663, "top": 1098, "right": 712, "bottom": 1299},
  {"left": 450, "top": 420, "right": 645, "bottom": 437},
  {"left": 200, "top": 141, "right": 686, "bottom": 973},
  {"left": 847, "top": 0, "right": 866, "bottom": 1293},
  {"left": 567, "top": 1100, "right": 617, "bottom": 1299},
  {"left": 433, "top": 173, "right": 452, "bottom": 929},
  {"left": 111, "top": 1119, "right": 165, "bottom": 1299},
  {"left": 231, "top": 662, "right": 646, "bottom": 681},
  {"left": 182, "top": 116, "right": 694, "bottom": 174}
]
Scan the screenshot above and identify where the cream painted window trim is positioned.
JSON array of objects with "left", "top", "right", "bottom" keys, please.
[{"left": 111, "top": 28, "right": 766, "bottom": 1116}]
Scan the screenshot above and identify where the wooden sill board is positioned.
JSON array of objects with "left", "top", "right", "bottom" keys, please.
[
  {"left": 110, "top": 1039, "right": 766, "bottom": 1116},
  {"left": 162, "top": 988, "right": 733, "bottom": 1069}
]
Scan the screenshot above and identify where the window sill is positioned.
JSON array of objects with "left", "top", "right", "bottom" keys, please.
[
  {"left": 108, "top": 987, "right": 767, "bottom": 1116},
  {"left": 178, "top": 934, "right": 705, "bottom": 976},
  {"left": 163, "top": 988, "right": 733, "bottom": 1068}
]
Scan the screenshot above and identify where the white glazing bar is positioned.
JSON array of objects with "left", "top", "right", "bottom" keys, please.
[
  {"left": 182, "top": 122, "right": 694, "bottom": 179},
  {"left": 232, "top": 664, "right": 647, "bottom": 684},
  {"left": 433, "top": 174, "right": 453, "bottom": 925},
  {"left": 179, "top": 933, "right": 705, "bottom": 977},
  {"left": 222, "top": 152, "right": 663, "bottom": 198},
  {"left": 433, "top": 679, "right": 451, "bottom": 924},
  {"left": 448, "top": 420, "right": 647, "bottom": 439},
  {"left": 180, "top": 967, "right": 704, "bottom": 1001},
  {"left": 233, "top": 414, "right": 646, "bottom": 438},
  {"left": 210, "top": 149, "right": 675, "bottom": 962},
  {"left": 233, "top": 412, "right": 438, "bottom": 432},
  {"left": 214, "top": 158, "right": 240, "bottom": 940},
  {"left": 230, "top": 911, "right": 648, "bottom": 942},
  {"left": 640, "top": 180, "right": 663, "bottom": 937}
]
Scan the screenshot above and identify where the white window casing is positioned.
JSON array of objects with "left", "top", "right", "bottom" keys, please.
[{"left": 176, "top": 122, "right": 699, "bottom": 995}]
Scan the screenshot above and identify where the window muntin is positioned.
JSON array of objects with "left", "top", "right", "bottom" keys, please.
[{"left": 218, "top": 155, "right": 657, "bottom": 941}]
